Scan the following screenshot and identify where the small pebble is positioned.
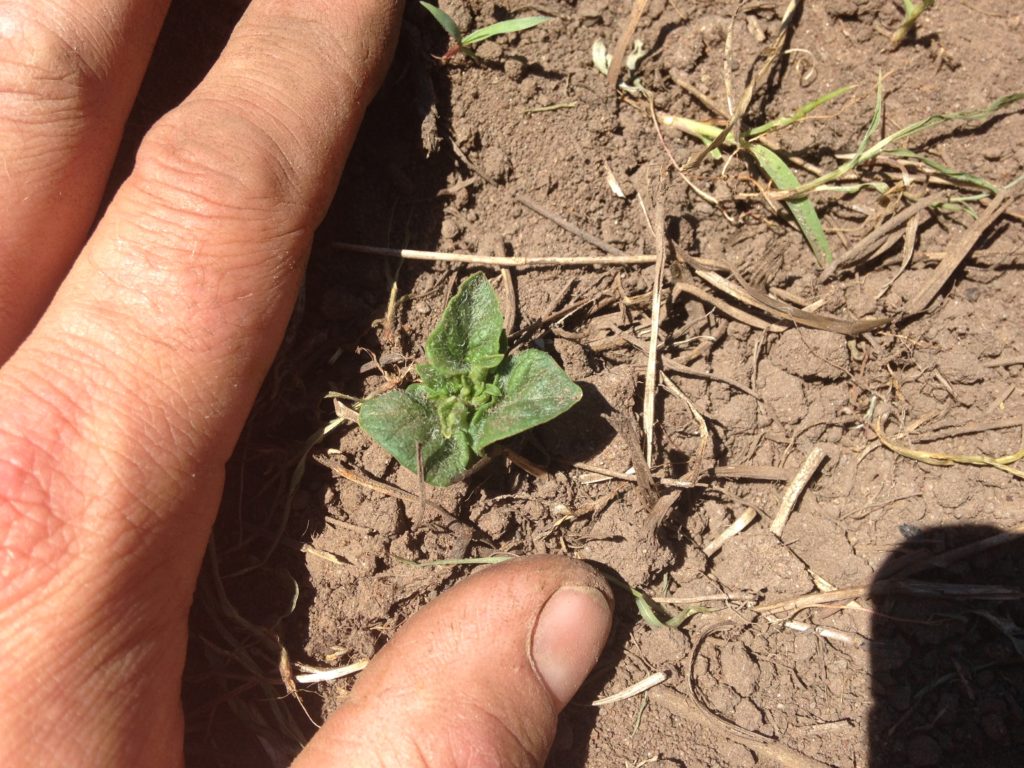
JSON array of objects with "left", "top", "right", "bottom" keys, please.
[
  {"left": 440, "top": 218, "right": 462, "bottom": 240},
  {"left": 503, "top": 56, "right": 526, "bottom": 82}
]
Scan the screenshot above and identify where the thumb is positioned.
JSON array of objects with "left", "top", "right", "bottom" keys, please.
[{"left": 293, "top": 555, "right": 614, "bottom": 767}]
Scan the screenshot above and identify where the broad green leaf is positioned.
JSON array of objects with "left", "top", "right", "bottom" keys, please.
[
  {"left": 470, "top": 352, "right": 506, "bottom": 372},
  {"left": 461, "top": 15, "right": 551, "bottom": 46},
  {"left": 748, "top": 143, "right": 833, "bottom": 266},
  {"left": 419, "top": 429, "right": 474, "bottom": 487},
  {"left": 419, "top": 1, "right": 463, "bottom": 43},
  {"left": 417, "top": 362, "right": 449, "bottom": 393},
  {"left": 359, "top": 386, "right": 435, "bottom": 466},
  {"left": 471, "top": 348, "right": 582, "bottom": 453},
  {"left": 425, "top": 273, "right": 504, "bottom": 375},
  {"left": 359, "top": 385, "right": 473, "bottom": 486}
]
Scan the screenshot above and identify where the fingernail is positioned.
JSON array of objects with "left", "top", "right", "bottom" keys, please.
[{"left": 531, "top": 585, "right": 613, "bottom": 707}]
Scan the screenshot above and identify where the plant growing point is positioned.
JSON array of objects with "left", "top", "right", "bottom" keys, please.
[
  {"left": 419, "top": 2, "right": 551, "bottom": 63},
  {"left": 359, "top": 273, "right": 582, "bottom": 486}
]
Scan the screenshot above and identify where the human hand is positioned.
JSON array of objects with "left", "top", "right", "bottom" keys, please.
[{"left": 0, "top": 1, "right": 613, "bottom": 765}]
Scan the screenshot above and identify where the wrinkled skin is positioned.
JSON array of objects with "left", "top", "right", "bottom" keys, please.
[{"left": 0, "top": 1, "right": 612, "bottom": 766}]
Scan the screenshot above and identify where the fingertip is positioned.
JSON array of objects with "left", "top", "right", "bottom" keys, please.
[
  {"left": 294, "top": 556, "right": 613, "bottom": 768},
  {"left": 532, "top": 584, "right": 614, "bottom": 708}
]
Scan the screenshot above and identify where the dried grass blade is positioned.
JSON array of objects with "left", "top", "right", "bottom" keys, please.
[
  {"left": 769, "top": 447, "right": 828, "bottom": 537},
  {"left": 294, "top": 659, "right": 369, "bottom": 684},
  {"left": 873, "top": 417, "right": 1024, "bottom": 480},
  {"left": 607, "top": 0, "right": 649, "bottom": 87},
  {"left": 672, "top": 281, "right": 787, "bottom": 332},
  {"left": 822, "top": 191, "right": 946, "bottom": 279},
  {"left": 660, "top": 373, "right": 712, "bottom": 484},
  {"left": 643, "top": 202, "right": 667, "bottom": 465},
  {"left": 905, "top": 182, "right": 1023, "bottom": 315},
  {"left": 696, "top": 269, "right": 888, "bottom": 335},
  {"left": 335, "top": 242, "right": 655, "bottom": 267},
  {"left": 703, "top": 506, "right": 758, "bottom": 557},
  {"left": 592, "top": 671, "right": 669, "bottom": 706},
  {"left": 682, "top": 0, "right": 800, "bottom": 170}
]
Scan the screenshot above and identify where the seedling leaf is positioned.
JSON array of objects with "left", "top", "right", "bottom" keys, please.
[
  {"left": 886, "top": 148, "right": 1000, "bottom": 194},
  {"left": 471, "top": 348, "right": 583, "bottom": 452},
  {"left": 461, "top": 16, "right": 551, "bottom": 46},
  {"left": 360, "top": 274, "right": 582, "bottom": 486},
  {"left": 892, "top": 0, "right": 935, "bottom": 48},
  {"left": 425, "top": 272, "right": 505, "bottom": 375},
  {"left": 748, "top": 143, "right": 833, "bottom": 266},
  {"left": 747, "top": 84, "right": 855, "bottom": 139},
  {"left": 419, "top": 1, "right": 462, "bottom": 43},
  {"left": 778, "top": 89, "right": 1024, "bottom": 198},
  {"left": 359, "top": 385, "right": 475, "bottom": 487}
]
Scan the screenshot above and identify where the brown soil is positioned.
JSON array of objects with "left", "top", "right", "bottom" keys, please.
[{"left": 175, "top": 1, "right": 1024, "bottom": 766}]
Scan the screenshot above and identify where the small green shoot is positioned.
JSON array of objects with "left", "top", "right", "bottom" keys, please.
[
  {"left": 360, "top": 274, "right": 582, "bottom": 486},
  {"left": 665, "top": 79, "right": 1023, "bottom": 267},
  {"left": 891, "top": 0, "right": 935, "bottom": 48},
  {"left": 419, "top": 2, "right": 551, "bottom": 63},
  {"left": 776, "top": 89, "right": 1024, "bottom": 199}
]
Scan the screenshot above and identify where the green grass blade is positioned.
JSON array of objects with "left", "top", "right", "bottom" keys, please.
[
  {"left": 893, "top": 0, "right": 935, "bottom": 47},
  {"left": 461, "top": 15, "right": 551, "bottom": 46},
  {"left": 747, "top": 84, "right": 855, "bottom": 139},
  {"left": 853, "top": 73, "right": 886, "bottom": 158},
  {"left": 870, "top": 92, "right": 1024, "bottom": 156},
  {"left": 748, "top": 143, "right": 833, "bottom": 266},
  {"left": 777, "top": 90, "right": 1024, "bottom": 198},
  {"left": 419, "top": 1, "right": 463, "bottom": 43},
  {"left": 886, "top": 148, "right": 1000, "bottom": 193}
]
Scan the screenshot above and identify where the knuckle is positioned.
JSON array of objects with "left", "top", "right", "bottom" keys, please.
[
  {"left": 0, "top": 8, "right": 100, "bottom": 122},
  {"left": 130, "top": 98, "right": 305, "bottom": 233},
  {"left": 387, "top": 694, "right": 546, "bottom": 768}
]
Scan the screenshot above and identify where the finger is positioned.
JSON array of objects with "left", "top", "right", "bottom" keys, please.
[
  {"left": 0, "top": 0, "right": 170, "bottom": 362},
  {"left": 294, "top": 556, "right": 615, "bottom": 768},
  {"left": 0, "top": 0, "right": 401, "bottom": 762}
]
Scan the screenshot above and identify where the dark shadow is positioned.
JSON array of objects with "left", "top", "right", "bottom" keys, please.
[
  {"left": 909, "top": 31, "right": 942, "bottom": 49},
  {"left": 535, "top": 381, "right": 619, "bottom": 466},
  {"left": 749, "top": 1, "right": 803, "bottom": 124},
  {"left": 868, "top": 524, "right": 1024, "bottom": 767}
]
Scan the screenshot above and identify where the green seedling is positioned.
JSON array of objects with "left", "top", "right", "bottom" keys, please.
[
  {"left": 419, "top": 1, "right": 551, "bottom": 63},
  {"left": 891, "top": 0, "right": 935, "bottom": 48},
  {"left": 666, "top": 81, "right": 1023, "bottom": 266},
  {"left": 664, "top": 84, "right": 856, "bottom": 266},
  {"left": 360, "top": 274, "right": 582, "bottom": 486}
]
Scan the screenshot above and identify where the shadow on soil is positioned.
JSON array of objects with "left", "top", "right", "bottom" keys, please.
[{"left": 868, "top": 524, "right": 1024, "bottom": 767}]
